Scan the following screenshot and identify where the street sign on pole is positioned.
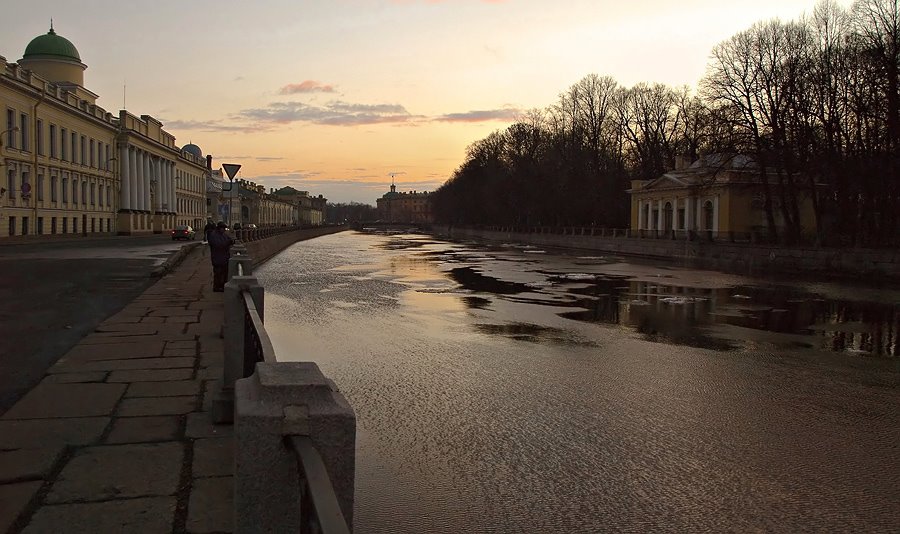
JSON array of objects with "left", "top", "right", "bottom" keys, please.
[{"left": 222, "top": 164, "right": 241, "bottom": 180}]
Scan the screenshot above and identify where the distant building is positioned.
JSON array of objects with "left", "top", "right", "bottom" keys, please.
[
  {"left": 271, "top": 186, "right": 326, "bottom": 226},
  {"left": 628, "top": 154, "right": 817, "bottom": 239},
  {"left": 376, "top": 182, "right": 433, "bottom": 224}
]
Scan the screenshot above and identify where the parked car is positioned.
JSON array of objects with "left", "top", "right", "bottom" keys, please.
[
  {"left": 171, "top": 225, "right": 196, "bottom": 240},
  {"left": 246, "top": 223, "right": 258, "bottom": 229}
]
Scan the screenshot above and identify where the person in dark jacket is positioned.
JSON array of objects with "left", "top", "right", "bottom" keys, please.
[
  {"left": 208, "top": 222, "right": 234, "bottom": 292},
  {"left": 202, "top": 219, "right": 216, "bottom": 244}
]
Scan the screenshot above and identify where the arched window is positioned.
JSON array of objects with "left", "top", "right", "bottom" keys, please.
[{"left": 703, "top": 200, "right": 714, "bottom": 231}]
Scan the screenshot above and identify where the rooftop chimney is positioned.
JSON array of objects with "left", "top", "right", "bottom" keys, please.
[
  {"left": 206, "top": 155, "right": 212, "bottom": 170},
  {"left": 674, "top": 155, "right": 692, "bottom": 171}
]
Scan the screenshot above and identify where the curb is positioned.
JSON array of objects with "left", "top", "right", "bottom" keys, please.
[{"left": 150, "top": 242, "right": 201, "bottom": 278}]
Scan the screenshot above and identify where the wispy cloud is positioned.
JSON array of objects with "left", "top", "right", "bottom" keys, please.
[
  {"left": 433, "top": 107, "right": 521, "bottom": 123},
  {"left": 255, "top": 156, "right": 285, "bottom": 161},
  {"left": 238, "top": 100, "right": 420, "bottom": 126},
  {"left": 164, "top": 119, "right": 269, "bottom": 133},
  {"left": 279, "top": 80, "right": 337, "bottom": 94}
]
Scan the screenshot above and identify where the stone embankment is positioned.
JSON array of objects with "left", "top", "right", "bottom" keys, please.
[{"left": 433, "top": 225, "right": 900, "bottom": 281}]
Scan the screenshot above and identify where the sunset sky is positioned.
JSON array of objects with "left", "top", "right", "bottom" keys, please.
[{"left": 1, "top": 0, "right": 851, "bottom": 203}]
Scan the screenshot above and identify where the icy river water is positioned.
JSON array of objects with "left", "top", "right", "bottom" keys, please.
[{"left": 256, "top": 231, "right": 899, "bottom": 533}]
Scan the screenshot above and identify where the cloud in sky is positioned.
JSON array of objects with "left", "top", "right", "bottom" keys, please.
[
  {"left": 433, "top": 108, "right": 521, "bottom": 123},
  {"left": 164, "top": 119, "right": 269, "bottom": 133},
  {"left": 238, "top": 100, "right": 419, "bottom": 126},
  {"left": 279, "top": 80, "right": 337, "bottom": 94}
]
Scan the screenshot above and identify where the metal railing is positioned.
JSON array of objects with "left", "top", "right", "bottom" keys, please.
[{"left": 288, "top": 436, "right": 352, "bottom": 534}]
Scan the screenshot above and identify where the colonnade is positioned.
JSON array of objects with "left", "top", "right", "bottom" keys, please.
[
  {"left": 637, "top": 196, "right": 719, "bottom": 233},
  {"left": 118, "top": 145, "right": 176, "bottom": 213}
]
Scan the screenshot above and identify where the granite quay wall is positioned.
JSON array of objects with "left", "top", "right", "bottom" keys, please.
[
  {"left": 433, "top": 225, "right": 900, "bottom": 281},
  {"left": 241, "top": 225, "right": 347, "bottom": 267}
]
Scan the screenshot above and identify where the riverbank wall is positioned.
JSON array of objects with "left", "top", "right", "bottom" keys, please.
[
  {"left": 432, "top": 225, "right": 900, "bottom": 281},
  {"left": 243, "top": 225, "right": 347, "bottom": 266}
]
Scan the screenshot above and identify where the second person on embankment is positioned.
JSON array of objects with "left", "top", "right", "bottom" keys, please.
[{"left": 208, "top": 221, "right": 234, "bottom": 292}]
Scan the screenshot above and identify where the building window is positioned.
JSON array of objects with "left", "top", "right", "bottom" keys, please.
[
  {"left": 91, "top": 183, "right": 96, "bottom": 205},
  {"left": 71, "top": 133, "right": 77, "bottom": 164},
  {"left": 37, "top": 217, "right": 44, "bottom": 235},
  {"left": 37, "top": 174, "right": 44, "bottom": 201},
  {"left": 91, "top": 218, "right": 95, "bottom": 233},
  {"left": 62, "top": 177, "right": 68, "bottom": 202},
  {"left": 49, "top": 124, "right": 57, "bottom": 158},
  {"left": 5, "top": 110, "right": 14, "bottom": 149},
  {"left": 36, "top": 119, "right": 43, "bottom": 155},
  {"left": 106, "top": 187, "right": 110, "bottom": 206},
  {"left": 6, "top": 170, "right": 13, "bottom": 200},
  {"left": 51, "top": 176, "right": 58, "bottom": 202},
  {"left": 104, "top": 144, "right": 110, "bottom": 170},
  {"left": 80, "top": 135, "right": 86, "bottom": 165},
  {"left": 19, "top": 113, "right": 28, "bottom": 151},
  {"left": 51, "top": 217, "right": 57, "bottom": 234},
  {"left": 98, "top": 184, "right": 103, "bottom": 206},
  {"left": 8, "top": 216, "right": 14, "bottom": 236},
  {"left": 21, "top": 171, "right": 29, "bottom": 199},
  {"left": 89, "top": 139, "right": 95, "bottom": 167},
  {"left": 73, "top": 217, "right": 77, "bottom": 233},
  {"left": 82, "top": 182, "right": 87, "bottom": 204},
  {"left": 106, "top": 219, "right": 111, "bottom": 232},
  {"left": 62, "top": 217, "right": 68, "bottom": 233},
  {"left": 22, "top": 216, "right": 29, "bottom": 235},
  {"left": 72, "top": 179, "right": 78, "bottom": 205},
  {"left": 60, "top": 128, "right": 67, "bottom": 160}
]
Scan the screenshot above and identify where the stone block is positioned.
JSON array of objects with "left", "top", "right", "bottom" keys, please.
[
  {"left": 185, "top": 412, "right": 233, "bottom": 439},
  {"left": 47, "top": 442, "right": 184, "bottom": 503},
  {"left": 108, "top": 369, "right": 194, "bottom": 383},
  {"left": 163, "top": 348, "right": 197, "bottom": 357},
  {"left": 94, "top": 324, "right": 160, "bottom": 335},
  {"left": 186, "top": 476, "right": 233, "bottom": 533},
  {"left": 23, "top": 496, "right": 176, "bottom": 534},
  {"left": 192, "top": 438, "right": 234, "bottom": 478},
  {"left": 199, "top": 353, "right": 224, "bottom": 369},
  {"left": 2, "top": 383, "right": 126, "bottom": 420},
  {"left": 197, "top": 367, "right": 223, "bottom": 380},
  {"left": 0, "top": 481, "right": 43, "bottom": 533},
  {"left": 0, "top": 445, "right": 66, "bottom": 483},
  {"left": 105, "top": 416, "right": 182, "bottom": 444},
  {"left": 127, "top": 380, "right": 202, "bottom": 398},
  {"left": 49, "top": 357, "right": 194, "bottom": 374},
  {"left": 40, "top": 372, "right": 108, "bottom": 384},
  {"left": 167, "top": 340, "right": 198, "bottom": 349},
  {"left": 0, "top": 418, "right": 109, "bottom": 448}
]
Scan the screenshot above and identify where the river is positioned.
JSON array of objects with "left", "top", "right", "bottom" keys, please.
[{"left": 256, "top": 230, "right": 899, "bottom": 533}]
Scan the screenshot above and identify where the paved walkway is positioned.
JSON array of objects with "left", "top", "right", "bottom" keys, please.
[{"left": 0, "top": 245, "right": 234, "bottom": 533}]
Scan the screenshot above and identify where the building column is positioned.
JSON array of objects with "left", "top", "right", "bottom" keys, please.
[
  {"left": 155, "top": 158, "right": 163, "bottom": 212},
  {"left": 129, "top": 148, "right": 138, "bottom": 210},
  {"left": 135, "top": 150, "right": 144, "bottom": 212},
  {"left": 713, "top": 195, "right": 720, "bottom": 233},
  {"left": 120, "top": 145, "right": 130, "bottom": 210},
  {"left": 656, "top": 200, "right": 663, "bottom": 232},
  {"left": 169, "top": 163, "right": 176, "bottom": 213},
  {"left": 143, "top": 153, "right": 151, "bottom": 212},
  {"left": 686, "top": 195, "right": 693, "bottom": 231},
  {"left": 672, "top": 196, "right": 678, "bottom": 230},
  {"left": 636, "top": 200, "right": 643, "bottom": 230}
]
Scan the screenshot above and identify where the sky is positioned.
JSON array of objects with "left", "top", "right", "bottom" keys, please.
[{"left": 1, "top": 0, "right": 853, "bottom": 204}]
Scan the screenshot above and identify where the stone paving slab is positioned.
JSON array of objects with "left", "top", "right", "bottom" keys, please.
[
  {"left": 105, "top": 416, "right": 182, "bottom": 444},
  {"left": 192, "top": 438, "right": 234, "bottom": 478},
  {"left": 2, "top": 383, "right": 126, "bottom": 420},
  {"left": 40, "top": 371, "right": 108, "bottom": 384},
  {"left": 187, "top": 476, "right": 234, "bottom": 533},
  {"left": 94, "top": 324, "right": 160, "bottom": 335},
  {"left": 185, "top": 412, "right": 233, "bottom": 440},
  {"left": 47, "top": 442, "right": 184, "bottom": 503},
  {"left": 0, "top": 418, "right": 110, "bottom": 448},
  {"left": 23, "top": 496, "right": 177, "bottom": 534},
  {"left": 107, "top": 368, "right": 194, "bottom": 383},
  {"left": 58, "top": 342, "right": 165, "bottom": 362},
  {"left": 126, "top": 380, "right": 202, "bottom": 398},
  {"left": 0, "top": 445, "right": 66, "bottom": 483},
  {"left": 0, "top": 481, "right": 42, "bottom": 533},
  {"left": 117, "top": 396, "right": 198, "bottom": 417},
  {"left": 49, "top": 356, "right": 195, "bottom": 373}
]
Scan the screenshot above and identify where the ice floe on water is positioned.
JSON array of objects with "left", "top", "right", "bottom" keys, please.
[
  {"left": 525, "top": 281, "right": 555, "bottom": 288},
  {"left": 522, "top": 249, "right": 546, "bottom": 254},
  {"left": 554, "top": 273, "right": 597, "bottom": 281},
  {"left": 732, "top": 294, "right": 752, "bottom": 299},
  {"left": 659, "top": 296, "right": 707, "bottom": 305}
]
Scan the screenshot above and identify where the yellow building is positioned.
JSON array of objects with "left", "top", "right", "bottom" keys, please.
[
  {"left": 376, "top": 183, "right": 432, "bottom": 224},
  {"left": 1, "top": 25, "right": 218, "bottom": 238},
  {"left": 1, "top": 27, "right": 119, "bottom": 237},
  {"left": 628, "top": 154, "right": 816, "bottom": 240}
]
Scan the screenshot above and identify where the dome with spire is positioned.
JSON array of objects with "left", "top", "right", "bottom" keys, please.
[
  {"left": 182, "top": 143, "right": 203, "bottom": 158},
  {"left": 23, "top": 25, "right": 81, "bottom": 63}
]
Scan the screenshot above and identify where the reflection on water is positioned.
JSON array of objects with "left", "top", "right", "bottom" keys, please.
[{"left": 257, "top": 231, "right": 900, "bottom": 533}]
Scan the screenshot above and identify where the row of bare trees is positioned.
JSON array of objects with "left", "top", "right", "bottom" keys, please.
[{"left": 431, "top": 0, "right": 900, "bottom": 247}]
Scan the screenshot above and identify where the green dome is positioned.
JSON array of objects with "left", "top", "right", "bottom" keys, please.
[{"left": 23, "top": 28, "right": 81, "bottom": 62}]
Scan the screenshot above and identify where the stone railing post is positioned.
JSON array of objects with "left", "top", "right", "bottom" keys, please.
[
  {"left": 235, "top": 362, "right": 356, "bottom": 532},
  {"left": 211, "top": 274, "right": 264, "bottom": 424}
]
